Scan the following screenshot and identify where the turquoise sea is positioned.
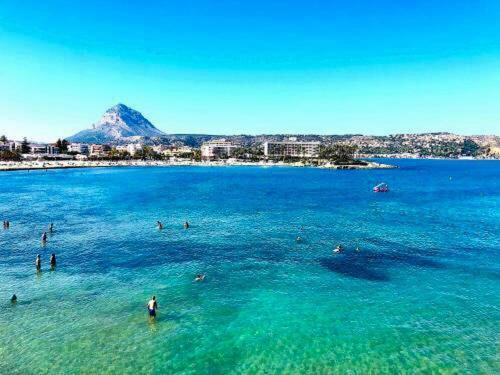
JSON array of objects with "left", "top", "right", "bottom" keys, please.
[{"left": 0, "top": 160, "right": 499, "bottom": 374}]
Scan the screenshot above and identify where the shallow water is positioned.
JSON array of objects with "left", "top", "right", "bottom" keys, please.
[{"left": 0, "top": 160, "right": 499, "bottom": 374}]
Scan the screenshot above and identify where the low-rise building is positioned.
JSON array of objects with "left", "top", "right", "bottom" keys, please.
[
  {"left": 201, "top": 139, "right": 237, "bottom": 160},
  {"left": 90, "top": 144, "right": 111, "bottom": 157},
  {"left": 29, "top": 144, "right": 48, "bottom": 154},
  {"left": 46, "top": 145, "right": 60, "bottom": 155},
  {"left": 0, "top": 141, "right": 16, "bottom": 152},
  {"left": 115, "top": 144, "right": 142, "bottom": 156},
  {"left": 263, "top": 139, "right": 320, "bottom": 158},
  {"left": 68, "top": 143, "right": 89, "bottom": 154},
  {"left": 153, "top": 145, "right": 194, "bottom": 157}
]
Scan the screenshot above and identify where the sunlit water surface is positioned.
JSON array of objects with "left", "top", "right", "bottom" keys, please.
[{"left": 0, "top": 160, "right": 499, "bottom": 374}]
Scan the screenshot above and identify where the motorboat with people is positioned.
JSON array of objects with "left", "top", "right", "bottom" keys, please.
[{"left": 373, "top": 182, "right": 389, "bottom": 192}]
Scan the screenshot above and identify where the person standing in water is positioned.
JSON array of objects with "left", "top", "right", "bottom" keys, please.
[
  {"left": 157, "top": 221, "right": 164, "bottom": 230},
  {"left": 50, "top": 253, "right": 57, "bottom": 269},
  {"left": 35, "top": 254, "right": 41, "bottom": 272},
  {"left": 48, "top": 223, "right": 54, "bottom": 233},
  {"left": 41, "top": 232, "right": 47, "bottom": 243},
  {"left": 11, "top": 294, "right": 17, "bottom": 303},
  {"left": 147, "top": 296, "right": 158, "bottom": 318},
  {"left": 184, "top": 221, "right": 189, "bottom": 229}
]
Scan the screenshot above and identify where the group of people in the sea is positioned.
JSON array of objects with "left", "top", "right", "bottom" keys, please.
[
  {"left": 146, "top": 273, "right": 206, "bottom": 319},
  {"left": 5, "top": 217, "right": 360, "bottom": 319},
  {"left": 35, "top": 253, "right": 57, "bottom": 272},
  {"left": 149, "top": 219, "right": 201, "bottom": 320},
  {"left": 157, "top": 220, "right": 190, "bottom": 230},
  {"left": 333, "top": 244, "right": 361, "bottom": 254},
  {"left": 5, "top": 219, "right": 204, "bottom": 319}
]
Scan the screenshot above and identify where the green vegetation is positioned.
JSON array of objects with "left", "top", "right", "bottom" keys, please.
[
  {"left": 232, "top": 146, "right": 264, "bottom": 161},
  {"left": 108, "top": 148, "right": 131, "bottom": 160},
  {"left": 55, "top": 139, "right": 69, "bottom": 153},
  {"left": 461, "top": 139, "right": 481, "bottom": 156},
  {"left": 0, "top": 150, "right": 22, "bottom": 161},
  {"left": 319, "top": 144, "right": 360, "bottom": 164},
  {"left": 21, "top": 137, "right": 30, "bottom": 154}
]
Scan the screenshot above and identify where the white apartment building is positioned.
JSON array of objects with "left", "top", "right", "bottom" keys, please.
[
  {"left": 115, "top": 143, "right": 142, "bottom": 156},
  {"left": 201, "top": 139, "right": 238, "bottom": 160},
  {"left": 0, "top": 141, "right": 16, "bottom": 152},
  {"left": 67, "top": 143, "right": 89, "bottom": 154},
  {"left": 263, "top": 140, "right": 320, "bottom": 158}
]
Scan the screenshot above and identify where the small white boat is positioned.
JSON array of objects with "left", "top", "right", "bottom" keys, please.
[{"left": 373, "top": 183, "right": 389, "bottom": 192}]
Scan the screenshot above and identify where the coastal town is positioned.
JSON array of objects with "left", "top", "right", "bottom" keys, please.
[
  {"left": 1, "top": 132, "right": 499, "bottom": 172},
  {"left": 1, "top": 103, "right": 498, "bottom": 171},
  {"left": 0, "top": 136, "right": 396, "bottom": 171}
]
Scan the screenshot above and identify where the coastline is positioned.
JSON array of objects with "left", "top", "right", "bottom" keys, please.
[{"left": 0, "top": 159, "right": 396, "bottom": 172}]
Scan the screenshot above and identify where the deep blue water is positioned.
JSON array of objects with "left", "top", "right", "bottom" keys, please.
[{"left": 0, "top": 159, "right": 499, "bottom": 374}]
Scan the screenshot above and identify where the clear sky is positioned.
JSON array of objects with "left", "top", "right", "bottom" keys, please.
[{"left": 1, "top": 0, "right": 500, "bottom": 141}]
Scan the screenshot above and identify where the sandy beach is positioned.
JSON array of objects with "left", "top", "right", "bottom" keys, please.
[{"left": 0, "top": 159, "right": 396, "bottom": 172}]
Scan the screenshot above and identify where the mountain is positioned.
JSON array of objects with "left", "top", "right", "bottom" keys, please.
[{"left": 67, "top": 104, "right": 165, "bottom": 143}]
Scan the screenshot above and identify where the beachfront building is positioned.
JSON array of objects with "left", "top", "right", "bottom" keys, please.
[
  {"left": 127, "top": 143, "right": 142, "bottom": 156},
  {"left": 153, "top": 145, "right": 194, "bottom": 158},
  {"left": 46, "top": 145, "right": 60, "bottom": 155},
  {"left": 67, "top": 143, "right": 89, "bottom": 155},
  {"left": 29, "top": 144, "right": 49, "bottom": 154},
  {"left": 201, "top": 139, "right": 238, "bottom": 160},
  {"left": 25, "top": 143, "right": 59, "bottom": 155},
  {"left": 0, "top": 140, "right": 16, "bottom": 152},
  {"left": 90, "top": 144, "right": 111, "bottom": 157},
  {"left": 263, "top": 139, "right": 321, "bottom": 158},
  {"left": 115, "top": 143, "right": 142, "bottom": 156}
]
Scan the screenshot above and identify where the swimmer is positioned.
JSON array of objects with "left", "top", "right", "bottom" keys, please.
[
  {"left": 157, "top": 221, "right": 164, "bottom": 230},
  {"left": 41, "top": 232, "right": 47, "bottom": 242},
  {"left": 35, "top": 254, "right": 41, "bottom": 271},
  {"left": 11, "top": 294, "right": 17, "bottom": 303},
  {"left": 333, "top": 245, "right": 343, "bottom": 254},
  {"left": 296, "top": 236, "right": 302, "bottom": 242},
  {"left": 356, "top": 246, "right": 361, "bottom": 252},
  {"left": 147, "top": 296, "right": 158, "bottom": 318},
  {"left": 194, "top": 274, "right": 205, "bottom": 282},
  {"left": 50, "top": 253, "right": 57, "bottom": 269},
  {"left": 183, "top": 221, "right": 190, "bottom": 229}
]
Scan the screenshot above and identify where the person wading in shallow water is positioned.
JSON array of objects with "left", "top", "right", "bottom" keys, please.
[
  {"left": 147, "top": 296, "right": 158, "bottom": 318},
  {"left": 157, "top": 221, "right": 164, "bottom": 230},
  {"left": 35, "top": 254, "right": 41, "bottom": 272},
  {"left": 50, "top": 253, "right": 57, "bottom": 269}
]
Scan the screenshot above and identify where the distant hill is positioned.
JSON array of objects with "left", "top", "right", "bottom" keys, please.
[
  {"left": 65, "top": 104, "right": 499, "bottom": 158},
  {"left": 67, "top": 104, "right": 165, "bottom": 143}
]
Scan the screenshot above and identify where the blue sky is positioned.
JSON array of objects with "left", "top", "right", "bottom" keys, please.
[{"left": 1, "top": 0, "right": 500, "bottom": 141}]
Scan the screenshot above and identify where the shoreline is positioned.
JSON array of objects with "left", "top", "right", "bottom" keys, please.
[{"left": 0, "top": 159, "right": 396, "bottom": 172}]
